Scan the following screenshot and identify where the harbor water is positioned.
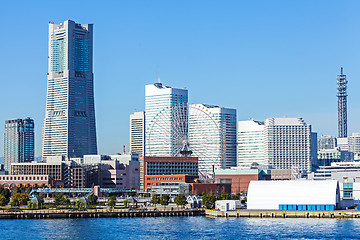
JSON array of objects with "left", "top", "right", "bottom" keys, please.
[{"left": 2, "top": 216, "right": 360, "bottom": 239}]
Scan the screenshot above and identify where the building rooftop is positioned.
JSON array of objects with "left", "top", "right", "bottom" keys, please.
[{"left": 265, "top": 117, "right": 306, "bottom": 126}]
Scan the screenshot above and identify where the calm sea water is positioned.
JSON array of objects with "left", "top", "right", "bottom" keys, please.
[{"left": 2, "top": 216, "right": 360, "bottom": 239}]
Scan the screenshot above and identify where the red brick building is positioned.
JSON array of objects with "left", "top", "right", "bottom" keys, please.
[
  {"left": 189, "top": 182, "right": 231, "bottom": 195},
  {"left": 214, "top": 169, "right": 267, "bottom": 194},
  {"left": 140, "top": 156, "right": 198, "bottom": 191}
]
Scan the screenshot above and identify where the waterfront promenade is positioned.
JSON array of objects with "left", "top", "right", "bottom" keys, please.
[
  {"left": 206, "top": 209, "right": 360, "bottom": 218},
  {"left": 0, "top": 208, "right": 205, "bottom": 219}
]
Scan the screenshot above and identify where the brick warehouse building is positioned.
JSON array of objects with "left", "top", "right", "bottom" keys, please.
[
  {"left": 140, "top": 156, "right": 198, "bottom": 191},
  {"left": 214, "top": 169, "right": 267, "bottom": 194}
]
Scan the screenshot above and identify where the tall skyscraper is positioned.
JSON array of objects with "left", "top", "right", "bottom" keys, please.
[
  {"left": 145, "top": 83, "right": 188, "bottom": 156},
  {"left": 4, "top": 118, "right": 34, "bottom": 172},
  {"left": 42, "top": 20, "right": 97, "bottom": 160},
  {"left": 130, "top": 112, "right": 145, "bottom": 156},
  {"left": 237, "top": 120, "right": 265, "bottom": 167},
  {"left": 189, "top": 104, "right": 237, "bottom": 172},
  {"left": 264, "top": 118, "right": 314, "bottom": 173},
  {"left": 337, "top": 67, "right": 348, "bottom": 138}
]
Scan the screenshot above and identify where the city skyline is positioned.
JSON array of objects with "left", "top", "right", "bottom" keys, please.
[{"left": 1, "top": 1, "right": 360, "bottom": 157}]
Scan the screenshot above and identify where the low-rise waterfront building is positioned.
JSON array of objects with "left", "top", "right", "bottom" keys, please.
[
  {"left": 140, "top": 156, "right": 198, "bottom": 191},
  {"left": 214, "top": 168, "right": 266, "bottom": 194},
  {"left": 308, "top": 162, "right": 360, "bottom": 208},
  {"left": 0, "top": 175, "right": 52, "bottom": 188},
  {"left": 247, "top": 180, "right": 340, "bottom": 210}
]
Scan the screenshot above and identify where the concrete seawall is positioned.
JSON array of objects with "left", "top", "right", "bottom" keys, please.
[
  {"left": 206, "top": 209, "right": 360, "bottom": 218},
  {"left": 0, "top": 209, "right": 205, "bottom": 220}
]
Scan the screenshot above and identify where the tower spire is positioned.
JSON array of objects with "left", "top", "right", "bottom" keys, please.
[{"left": 337, "top": 67, "right": 348, "bottom": 138}]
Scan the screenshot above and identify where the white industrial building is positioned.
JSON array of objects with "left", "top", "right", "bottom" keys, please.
[
  {"left": 309, "top": 162, "right": 360, "bottom": 208},
  {"left": 215, "top": 200, "right": 242, "bottom": 211},
  {"left": 247, "top": 180, "right": 340, "bottom": 210}
]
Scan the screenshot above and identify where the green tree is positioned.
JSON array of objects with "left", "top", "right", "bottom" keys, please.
[
  {"left": 107, "top": 196, "right": 116, "bottom": 208},
  {"left": 220, "top": 194, "right": 230, "bottom": 200},
  {"left": 124, "top": 199, "right": 129, "bottom": 208},
  {"left": 202, "top": 194, "right": 217, "bottom": 209},
  {"left": 150, "top": 195, "right": 160, "bottom": 205},
  {"left": 88, "top": 194, "right": 98, "bottom": 205},
  {"left": 54, "top": 194, "right": 70, "bottom": 205},
  {"left": 11, "top": 193, "right": 29, "bottom": 206},
  {"left": 74, "top": 200, "right": 84, "bottom": 210},
  {"left": 241, "top": 197, "right": 247, "bottom": 204},
  {"left": 174, "top": 194, "right": 187, "bottom": 206},
  {"left": 160, "top": 195, "right": 169, "bottom": 206},
  {"left": 0, "top": 194, "right": 9, "bottom": 206},
  {"left": 231, "top": 193, "right": 240, "bottom": 200},
  {"left": 0, "top": 187, "right": 11, "bottom": 200}
]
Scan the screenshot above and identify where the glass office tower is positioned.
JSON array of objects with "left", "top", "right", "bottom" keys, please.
[{"left": 4, "top": 118, "right": 34, "bottom": 171}]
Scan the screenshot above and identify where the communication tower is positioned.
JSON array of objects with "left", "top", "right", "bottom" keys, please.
[{"left": 337, "top": 67, "right": 348, "bottom": 138}]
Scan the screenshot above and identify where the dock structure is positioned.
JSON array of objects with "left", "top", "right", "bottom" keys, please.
[
  {"left": 0, "top": 209, "right": 205, "bottom": 220},
  {"left": 206, "top": 209, "right": 360, "bottom": 218}
]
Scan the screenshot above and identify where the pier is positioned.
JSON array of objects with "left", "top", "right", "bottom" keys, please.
[
  {"left": 206, "top": 209, "right": 360, "bottom": 218},
  {"left": 0, "top": 209, "right": 205, "bottom": 220}
]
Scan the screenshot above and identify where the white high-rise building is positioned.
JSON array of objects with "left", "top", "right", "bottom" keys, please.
[
  {"left": 264, "top": 118, "right": 313, "bottom": 173},
  {"left": 42, "top": 20, "right": 97, "bottom": 160},
  {"left": 189, "top": 104, "right": 237, "bottom": 173},
  {"left": 348, "top": 133, "right": 360, "bottom": 154},
  {"left": 145, "top": 83, "right": 188, "bottom": 156},
  {"left": 237, "top": 120, "right": 265, "bottom": 167},
  {"left": 130, "top": 112, "right": 145, "bottom": 156}
]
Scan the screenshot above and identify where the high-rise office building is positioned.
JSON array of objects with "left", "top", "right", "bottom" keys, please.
[
  {"left": 237, "top": 120, "right": 265, "bottom": 167},
  {"left": 145, "top": 83, "right": 188, "bottom": 156},
  {"left": 318, "top": 135, "right": 337, "bottom": 150},
  {"left": 4, "top": 118, "right": 34, "bottom": 172},
  {"left": 42, "top": 20, "right": 97, "bottom": 160},
  {"left": 130, "top": 112, "right": 145, "bottom": 156},
  {"left": 348, "top": 133, "right": 360, "bottom": 154},
  {"left": 189, "top": 104, "right": 237, "bottom": 172},
  {"left": 264, "top": 118, "right": 314, "bottom": 173}
]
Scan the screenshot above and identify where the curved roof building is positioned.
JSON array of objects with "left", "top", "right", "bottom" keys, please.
[{"left": 247, "top": 180, "right": 340, "bottom": 210}]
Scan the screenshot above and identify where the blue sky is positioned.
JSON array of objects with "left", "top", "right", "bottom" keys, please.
[{"left": 0, "top": 0, "right": 359, "bottom": 157}]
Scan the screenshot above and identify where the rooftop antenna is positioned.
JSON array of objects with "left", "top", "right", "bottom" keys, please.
[{"left": 156, "top": 71, "right": 161, "bottom": 84}]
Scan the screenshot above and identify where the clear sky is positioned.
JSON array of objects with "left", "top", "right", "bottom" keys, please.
[{"left": 0, "top": 0, "right": 359, "bottom": 157}]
